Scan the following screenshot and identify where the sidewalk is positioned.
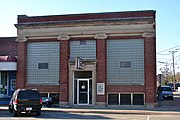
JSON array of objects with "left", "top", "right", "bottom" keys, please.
[{"left": 1, "top": 105, "right": 180, "bottom": 115}]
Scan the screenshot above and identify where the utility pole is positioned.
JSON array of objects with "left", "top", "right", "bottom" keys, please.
[
  {"left": 169, "top": 50, "right": 178, "bottom": 91},
  {"left": 157, "top": 61, "right": 169, "bottom": 83}
]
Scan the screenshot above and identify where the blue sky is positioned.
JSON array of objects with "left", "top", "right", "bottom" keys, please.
[{"left": 1, "top": 0, "right": 180, "bottom": 73}]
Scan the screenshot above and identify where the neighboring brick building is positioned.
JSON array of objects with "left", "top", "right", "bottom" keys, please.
[
  {"left": 15, "top": 10, "right": 156, "bottom": 108},
  {"left": 0, "top": 37, "right": 17, "bottom": 104}
]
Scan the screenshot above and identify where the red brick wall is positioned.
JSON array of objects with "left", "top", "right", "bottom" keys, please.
[
  {"left": 18, "top": 10, "right": 155, "bottom": 23},
  {"left": 0, "top": 37, "right": 17, "bottom": 56},
  {"left": 59, "top": 40, "right": 69, "bottom": 102},
  {"left": 16, "top": 42, "right": 27, "bottom": 89},
  {"left": 96, "top": 39, "right": 107, "bottom": 102},
  {"left": 26, "top": 84, "right": 59, "bottom": 92},
  {"left": 107, "top": 85, "right": 144, "bottom": 92},
  {"left": 144, "top": 37, "right": 156, "bottom": 103}
]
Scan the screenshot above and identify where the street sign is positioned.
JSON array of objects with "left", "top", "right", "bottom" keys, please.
[{"left": 75, "top": 57, "right": 83, "bottom": 69}]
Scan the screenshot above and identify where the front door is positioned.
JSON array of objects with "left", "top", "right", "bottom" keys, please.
[
  {"left": 0, "top": 72, "right": 8, "bottom": 98},
  {"left": 77, "top": 79, "right": 89, "bottom": 105}
]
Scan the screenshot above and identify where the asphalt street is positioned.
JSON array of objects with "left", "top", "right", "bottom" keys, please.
[{"left": 0, "top": 110, "right": 180, "bottom": 120}]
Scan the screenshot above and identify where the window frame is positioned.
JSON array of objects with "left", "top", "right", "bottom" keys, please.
[{"left": 11, "top": 79, "right": 16, "bottom": 91}]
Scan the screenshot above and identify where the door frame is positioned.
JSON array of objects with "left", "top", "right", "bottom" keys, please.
[{"left": 77, "top": 79, "right": 89, "bottom": 105}]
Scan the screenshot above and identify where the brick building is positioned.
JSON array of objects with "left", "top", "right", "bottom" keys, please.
[
  {"left": 15, "top": 10, "right": 156, "bottom": 108},
  {"left": 0, "top": 37, "right": 17, "bottom": 104}
]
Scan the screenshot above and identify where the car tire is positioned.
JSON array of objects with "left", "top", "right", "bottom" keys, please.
[
  {"left": 171, "top": 96, "right": 173, "bottom": 100},
  {"left": 36, "top": 110, "right": 41, "bottom": 116},
  {"left": 13, "top": 109, "right": 18, "bottom": 117},
  {"left": 8, "top": 106, "right": 13, "bottom": 113}
]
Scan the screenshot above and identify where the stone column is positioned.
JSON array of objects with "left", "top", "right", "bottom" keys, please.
[
  {"left": 15, "top": 37, "right": 27, "bottom": 89},
  {"left": 57, "top": 34, "right": 70, "bottom": 106},
  {"left": 142, "top": 32, "right": 156, "bottom": 108},
  {"left": 94, "top": 33, "right": 107, "bottom": 107}
]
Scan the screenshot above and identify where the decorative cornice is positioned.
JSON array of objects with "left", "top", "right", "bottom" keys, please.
[
  {"left": 57, "top": 34, "right": 70, "bottom": 40},
  {"left": 142, "top": 32, "right": 155, "bottom": 38},
  {"left": 94, "top": 33, "right": 107, "bottom": 39},
  {"left": 17, "top": 24, "right": 154, "bottom": 37},
  {"left": 15, "top": 36, "right": 27, "bottom": 42}
]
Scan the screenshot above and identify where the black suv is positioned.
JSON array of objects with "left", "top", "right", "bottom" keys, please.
[{"left": 9, "top": 89, "right": 42, "bottom": 116}]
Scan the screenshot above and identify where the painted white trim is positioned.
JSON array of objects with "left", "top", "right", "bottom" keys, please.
[
  {"left": 0, "top": 62, "right": 17, "bottom": 71},
  {"left": 27, "top": 33, "right": 143, "bottom": 40}
]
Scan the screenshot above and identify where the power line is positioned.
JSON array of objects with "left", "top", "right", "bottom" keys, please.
[
  {"left": 157, "top": 44, "right": 180, "bottom": 54},
  {"left": 169, "top": 50, "right": 179, "bottom": 91}
]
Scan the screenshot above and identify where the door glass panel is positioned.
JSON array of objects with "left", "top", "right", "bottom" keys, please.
[{"left": 79, "top": 81, "right": 88, "bottom": 104}]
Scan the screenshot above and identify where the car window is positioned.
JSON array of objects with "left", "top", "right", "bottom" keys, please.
[
  {"left": 161, "top": 87, "right": 172, "bottom": 91},
  {"left": 18, "top": 90, "right": 41, "bottom": 99}
]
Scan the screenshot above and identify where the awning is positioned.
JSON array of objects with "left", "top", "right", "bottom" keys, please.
[
  {"left": 0, "top": 56, "right": 17, "bottom": 62},
  {"left": 0, "top": 56, "right": 17, "bottom": 71}
]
